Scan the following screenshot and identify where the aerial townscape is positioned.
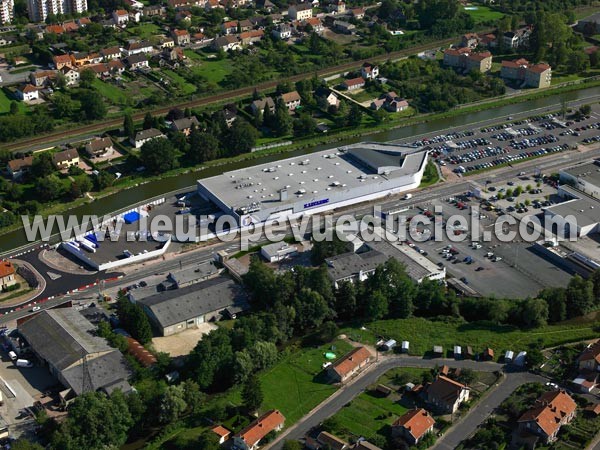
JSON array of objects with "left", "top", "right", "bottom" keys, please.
[{"left": 1, "top": 0, "right": 600, "bottom": 449}]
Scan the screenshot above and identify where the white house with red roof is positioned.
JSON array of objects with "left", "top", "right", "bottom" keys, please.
[
  {"left": 392, "top": 408, "right": 436, "bottom": 445},
  {"left": 232, "top": 410, "right": 285, "bottom": 450},
  {"left": 16, "top": 84, "right": 39, "bottom": 102}
]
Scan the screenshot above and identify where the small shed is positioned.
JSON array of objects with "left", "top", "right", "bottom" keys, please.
[
  {"left": 376, "top": 384, "right": 393, "bottom": 397},
  {"left": 504, "top": 350, "right": 514, "bottom": 363},
  {"left": 514, "top": 351, "right": 527, "bottom": 366},
  {"left": 381, "top": 339, "right": 397, "bottom": 351},
  {"left": 483, "top": 347, "right": 494, "bottom": 361},
  {"left": 433, "top": 345, "right": 443, "bottom": 356},
  {"left": 123, "top": 211, "right": 141, "bottom": 224},
  {"left": 465, "top": 346, "right": 474, "bottom": 359},
  {"left": 401, "top": 341, "right": 409, "bottom": 353},
  {"left": 454, "top": 345, "right": 462, "bottom": 359}
]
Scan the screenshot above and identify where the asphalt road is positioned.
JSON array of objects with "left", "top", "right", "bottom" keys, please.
[{"left": 265, "top": 355, "right": 525, "bottom": 450}]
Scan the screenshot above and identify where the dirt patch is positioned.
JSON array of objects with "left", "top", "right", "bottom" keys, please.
[{"left": 152, "top": 323, "right": 218, "bottom": 357}]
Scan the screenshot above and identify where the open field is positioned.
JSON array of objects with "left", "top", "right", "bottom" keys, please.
[
  {"left": 341, "top": 318, "right": 599, "bottom": 358},
  {"left": 462, "top": 5, "right": 504, "bottom": 23},
  {"left": 162, "top": 69, "right": 197, "bottom": 94},
  {"left": 329, "top": 390, "right": 408, "bottom": 442},
  {"left": 93, "top": 79, "right": 128, "bottom": 104},
  {"left": 188, "top": 56, "right": 233, "bottom": 84}
]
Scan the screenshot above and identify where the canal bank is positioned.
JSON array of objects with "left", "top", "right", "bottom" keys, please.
[{"left": 1, "top": 85, "right": 599, "bottom": 255}]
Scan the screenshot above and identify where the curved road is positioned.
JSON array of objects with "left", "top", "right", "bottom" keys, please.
[{"left": 267, "top": 355, "right": 545, "bottom": 450}]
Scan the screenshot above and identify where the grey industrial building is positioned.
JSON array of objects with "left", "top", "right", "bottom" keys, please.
[
  {"left": 19, "top": 309, "right": 132, "bottom": 399},
  {"left": 136, "top": 276, "right": 248, "bottom": 336},
  {"left": 544, "top": 185, "right": 600, "bottom": 237},
  {"left": 197, "top": 142, "right": 428, "bottom": 226},
  {"left": 559, "top": 161, "right": 600, "bottom": 200}
]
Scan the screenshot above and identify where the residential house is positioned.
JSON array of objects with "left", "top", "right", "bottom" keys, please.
[
  {"left": 159, "top": 37, "right": 175, "bottom": 49},
  {"left": 304, "top": 17, "right": 323, "bottom": 33},
  {"left": 443, "top": 47, "right": 492, "bottom": 73},
  {"left": 124, "top": 40, "right": 153, "bottom": 56},
  {"left": 324, "top": 91, "right": 339, "bottom": 108},
  {"left": 46, "top": 24, "right": 65, "bottom": 34},
  {"left": 572, "top": 372, "right": 598, "bottom": 393},
  {"left": 212, "top": 35, "right": 241, "bottom": 52},
  {"left": 461, "top": 32, "right": 480, "bottom": 49},
  {"left": 326, "top": 249, "right": 389, "bottom": 287},
  {"left": 239, "top": 29, "right": 264, "bottom": 46},
  {"left": 100, "top": 46, "right": 122, "bottom": 60},
  {"left": 52, "top": 149, "right": 79, "bottom": 169},
  {"left": 52, "top": 54, "right": 72, "bottom": 69},
  {"left": 0, "top": 260, "right": 16, "bottom": 291},
  {"left": 223, "top": 106, "right": 237, "bottom": 127},
  {"left": 341, "top": 76, "right": 365, "bottom": 90},
  {"left": 131, "top": 128, "right": 166, "bottom": 148},
  {"left": 85, "top": 137, "right": 114, "bottom": 157},
  {"left": 172, "top": 28, "right": 190, "bottom": 45},
  {"left": 29, "top": 70, "right": 57, "bottom": 87},
  {"left": 327, "top": 346, "right": 372, "bottom": 383},
  {"left": 62, "top": 66, "right": 80, "bottom": 85},
  {"left": 426, "top": 375, "right": 469, "bottom": 413},
  {"left": 62, "top": 20, "right": 78, "bottom": 32},
  {"left": 222, "top": 20, "right": 238, "bottom": 34},
  {"left": 371, "top": 92, "right": 408, "bottom": 112},
  {"left": 6, "top": 156, "right": 33, "bottom": 180},
  {"left": 143, "top": 5, "right": 164, "bottom": 16},
  {"left": 306, "top": 431, "right": 348, "bottom": 450},
  {"left": 503, "top": 27, "right": 531, "bottom": 49},
  {"left": 211, "top": 425, "right": 231, "bottom": 445},
  {"left": 124, "top": 53, "right": 149, "bottom": 70},
  {"left": 250, "top": 96, "right": 275, "bottom": 115},
  {"left": 112, "top": 9, "right": 129, "bottom": 25},
  {"left": 288, "top": 3, "right": 312, "bottom": 20},
  {"left": 70, "top": 51, "right": 92, "bottom": 67},
  {"left": 392, "top": 408, "right": 436, "bottom": 445},
  {"left": 361, "top": 62, "right": 379, "bottom": 80},
  {"left": 329, "top": 0, "right": 345, "bottom": 14},
  {"left": 176, "top": 10, "right": 192, "bottom": 21},
  {"left": 232, "top": 410, "right": 285, "bottom": 450},
  {"left": 77, "top": 17, "right": 91, "bottom": 26},
  {"left": 334, "top": 20, "right": 355, "bottom": 34},
  {"left": 480, "top": 33, "right": 497, "bottom": 47},
  {"left": 578, "top": 340, "right": 600, "bottom": 372},
  {"left": 500, "top": 58, "right": 552, "bottom": 88},
  {"left": 19, "top": 308, "right": 132, "bottom": 399},
  {"left": 171, "top": 116, "right": 199, "bottom": 136},
  {"left": 108, "top": 59, "right": 125, "bottom": 74},
  {"left": 272, "top": 23, "right": 292, "bottom": 39},
  {"left": 350, "top": 7, "right": 365, "bottom": 19},
  {"left": 279, "top": 90, "right": 301, "bottom": 111},
  {"left": 239, "top": 19, "right": 252, "bottom": 31},
  {"left": 15, "top": 84, "right": 38, "bottom": 102},
  {"left": 517, "top": 390, "right": 577, "bottom": 443},
  {"left": 354, "top": 441, "right": 383, "bottom": 450}
]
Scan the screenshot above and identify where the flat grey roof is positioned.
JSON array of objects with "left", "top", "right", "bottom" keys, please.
[
  {"left": 326, "top": 250, "right": 390, "bottom": 281},
  {"left": 198, "top": 142, "right": 427, "bottom": 214},
  {"left": 261, "top": 242, "right": 296, "bottom": 259},
  {"left": 138, "top": 276, "right": 248, "bottom": 328},
  {"left": 561, "top": 161, "right": 600, "bottom": 187},
  {"left": 168, "top": 260, "right": 220, "bottom": 284},
  {"left": 367, "top": 239, "right": 441, "bottom": 281},
  {"left": 545, "top": 185, "right": 600, "bottom": 228}
]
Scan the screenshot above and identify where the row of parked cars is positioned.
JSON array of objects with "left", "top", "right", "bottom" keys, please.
[
  {"left": 412, "top": 130, "right": 475, "bottom": 147},
  {"left": 492, "top": 127, "right": 541, "bottom": 141},
  {"left": 508, "top": 134, "right": 559, "bottom": 150}
]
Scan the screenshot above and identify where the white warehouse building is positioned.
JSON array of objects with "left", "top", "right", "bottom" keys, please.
[{"left": 197, "top": 142, "right": 428, "bottom": 227}]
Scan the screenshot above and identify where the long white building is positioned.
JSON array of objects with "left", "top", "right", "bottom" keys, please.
[
  {"left": 0, "top": 0, "right": 14, "bottom": 24},
  {"left": 197, "top": 142, "right": 428, "bottom": 227},
  {"left": 27, "top": 0, "right": 87, "bottom": 22}
]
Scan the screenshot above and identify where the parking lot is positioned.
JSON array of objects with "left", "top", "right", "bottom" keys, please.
[{"left": 407, "top": 108, "right": 600, "bottom": 174}]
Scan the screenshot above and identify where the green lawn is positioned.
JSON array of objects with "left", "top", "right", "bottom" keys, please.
[
  {"left": 330, "top": 391, "right": 408, "bottom": 442},
  {"left": 259, "top": 339, "right": 354, "bottom": 424},
  {"left": 0, "top": 89, "right": 26, "bottom": 114},
  {"left": 92, "top": 79, "right": 128, "bottom": 104},
  {"left": 128, "top": 22, "right": 161, "bottom": 39},
  {"left": 341, "top": 318, "right": 599, "bottom": 358},
  {"left": 161, "top": 69, "right": 197, "bottom": 94},
  {"left": 188, "top": 58, "right": 232, "bottom": 84},
  {"left": 462, "top": 5, "right": 504, "bottom": 23}
]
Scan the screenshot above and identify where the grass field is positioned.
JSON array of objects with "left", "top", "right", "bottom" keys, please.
[
  {"left": 162, "top": 69, "right": 197, "bottom": 94},
  {"left": 0, "top": 89, "right": 27, "bottom": 114},
  {"left": 128, "top": 23, "right": 161, "bottom": 39},
  {"left": 462, "top": 5, "right": 504, "bottom": 23},
  {"left": 188, "top": 58, "right": 232, "bottom": 84},
  {"left": 329, "top": 391, "right": 408, "bottom": 442},
  {"left": 93, "top": 79, "right": 128, "bottom": 104},
  {"left": 341, "top": 318, "right": 599, "bottom": 358}
]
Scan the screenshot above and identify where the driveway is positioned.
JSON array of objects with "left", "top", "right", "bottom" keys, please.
[{"left": 266, "top": 355, "right": 505, "bottom": 450}]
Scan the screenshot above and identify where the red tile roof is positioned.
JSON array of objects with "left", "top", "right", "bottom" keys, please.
[
  {"left": 211, "top": 425, "right": 231, "bottom": 438},
  {"left": 173, "top": 28, "right": 189, "bottom": 36},
  {"left": 46, "top": 25, "right": 65, "bottom": 34},
  {"left": 393, "top": 408, "right": 436, "bottom": 441},
  {"left": 330, "top": 346, "right": 371, "bottom": 378},
  {"left": 527, "top": 63, "right": 551, "bottom": 73},
  {"left": 7, "top": 156, "right": 33, "bottom": 172},
  {"left": 427, "top": 375, "right": 467, "bottom": 405},
  {"left": 236, "top": 410, "right": 285, "bottom": 447},
  {"left": 579, "top": 340, "right": 600, "bottom": 364},
  {"left": 126, "top": 337, "right": 157, "bottom": 367},
  {"left": 0, "top": 260, "right": 15, "bottom": 279},
  {"left": 53, "top": 54, "right": 72, "bottom": 64},
  {"left": 343, "top": 77, "right": 365, "bottom": 87},
  {"left": 518, "top": 390, "right": 576, "bottom": 438}
]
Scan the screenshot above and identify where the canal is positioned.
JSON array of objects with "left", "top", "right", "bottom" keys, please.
[{"left": 1, "top": 85, "right": 599, "bottom": 253}]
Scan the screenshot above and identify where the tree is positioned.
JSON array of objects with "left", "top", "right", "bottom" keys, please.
[
  {"left": 346, "top": 103, "right": 363, "bottom": 126},
  {"left": 365, "top": 290, "right": 389, "bottom": 320},
  {"left": 187, "top": 327, "right": 235, "bottom": 390},
  {"left": 9, "top": 101, "right": 18, "bottom": 115},
  {"left": 273, "top": 97, "right": 293, "bottom": 137},
  {"left": 80, "top": 90, "right": 107, "bottom": 121},
  {"left": 335, "top": 281, "right": 357, "bottom": 320},
  {"left": 116, "top": 296, "right": 153, "bottom": 344},
  {"left": 123, "top": 112, "right": 135, "bottom": 139},
  {"left": 31, "top": 152, "right": 55, "bottom": 178},
  {"left": 52, "top": 93, "right": 75, "bottom": 119},
  {"left": 140, "top": 138, "right": 178, "bottom": 174},
  {"left": 79, "top": 68, "right": 96, "bottom": 88},
  {"left": 159, "top": 385, "right": 188, "bottom": 424},
  {"left": 36, "top": 174, "right": 64, "bottom": 201},
  {"left": 293, "top": 113, "right": 317, "bottom": 137},
  {"left": 52, "top": 391, "right": 133, "bottom": 450},
  {"left": 526, "top": 347, "right": 544, "bottom": 369},
  {"left": 188, "top": 128, "right": 220, "bottom": 164},
  {"left": 242, "top": 374, "right": 263, "bottom": 413},
  {"left": 197, "top": 431, "right": 221, "bottom": 450},
  {"left": 143, "top": 113, "right": 155, "bottom": 129},
  {"left": 565, "top": 275, "right": 594, "bottom": 318},
  {"left": 519, "top": 298, "right": 549, "bottom": 327},
  {"left": 8, "top": 440, "right": 44, "bottom": 450},
  {"left": 224, "top": 119, "right": 258, "bottom": 155},
  {"left": 457, "top": 368, "right": 478, "bottom": 385}
]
